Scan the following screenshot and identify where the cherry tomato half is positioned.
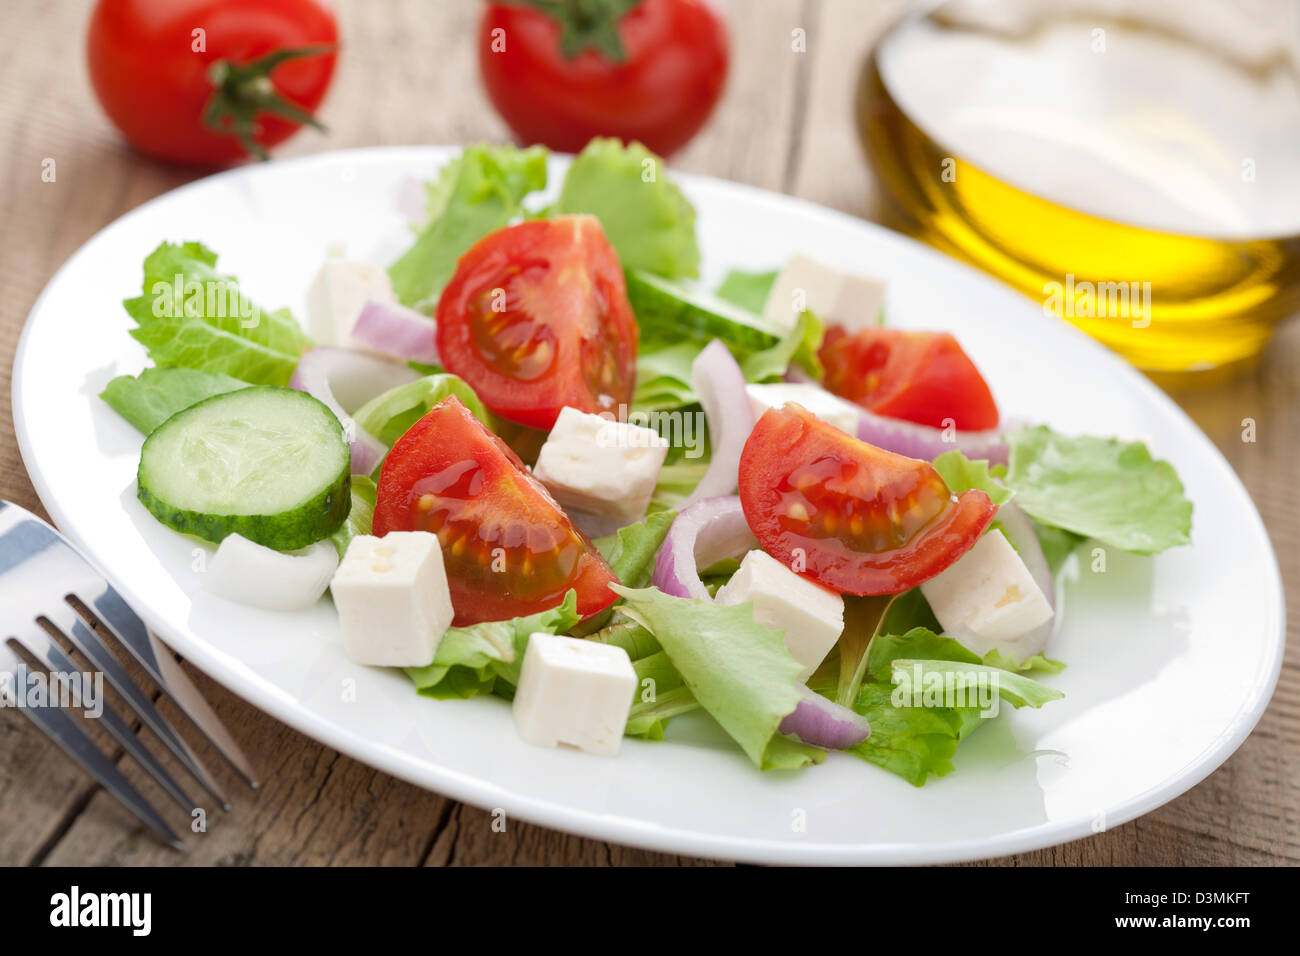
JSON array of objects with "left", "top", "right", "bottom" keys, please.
[
  {"left": 87, "top": 0, "right": 338, "bottom": 165},
  {"left": 738, "top": 403, "right": 996, "bottom": 595},
  {"left": 373, "top": 396, "right": 620, "bottom": 625},
  {"left": 819, "top": 327, "right": 1000, "bottom": 431},
  {"left": 479, "top": 0, "right": 728, "bottom": 157},
  {"left": 435, "top": 215, "right": 639, "bottom": 431}
]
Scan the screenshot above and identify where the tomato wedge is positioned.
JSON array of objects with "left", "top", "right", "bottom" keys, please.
[
  {"left": 819, "top": 327, "right": 999, "bottom": 431},
  {"left": 738, "top": 404, "right": 996, "bottom": 595},
  {"left": 372, "top": 396, "right": 619, "bottom": 625},
  {"left": 435, "top": 215, "right": 638, "bottom": 431}
]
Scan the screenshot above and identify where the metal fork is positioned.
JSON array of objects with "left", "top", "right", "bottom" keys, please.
[{"left": 0, "top": 500, "right": 260, "bottom": 847}]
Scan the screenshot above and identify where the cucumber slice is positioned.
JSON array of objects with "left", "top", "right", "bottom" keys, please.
[
  {"left": 625, "top": 269, "right": 788, "bottom": 352},
  {"left": 137, "top": 386, "right": 351, "bottom": 550}
]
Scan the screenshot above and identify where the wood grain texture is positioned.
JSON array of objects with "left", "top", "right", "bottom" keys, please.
[{"left": 0, "top": 0, "right": 1295, "bottom": 867}]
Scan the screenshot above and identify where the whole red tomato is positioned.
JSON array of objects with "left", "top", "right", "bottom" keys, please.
[
  {"left": 87, "top": 0, "right": 338, "bottom": 166},
  {"left": 479, "top": 0, "right": 729, "bottom": 156}
]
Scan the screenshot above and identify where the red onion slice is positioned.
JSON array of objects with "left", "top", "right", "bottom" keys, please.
[
  {"left": 684, "top": 340, "right": 755, "bottom": 506},
  {"left": 790, "top": 361, "right": 1011, "bottom": 462},
  {"left": 290, "top": 348, "right": 420, "bottom": 475},
  {"left": 779, "top": 685, "right": 871, "bottom": 749},
  {"left": 652, "top": 496, "right": 758, "bottom": 601},
  {"left": 351, "top": 299, "right": 440, "bottom": 366},
  {"left": 857, "top": 408, "right": 1009, "bottom": 466}
]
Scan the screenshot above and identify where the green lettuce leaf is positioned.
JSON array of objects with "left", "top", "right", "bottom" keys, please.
[
  {"left": 100, "top": 367, "right": 248, "bottom": 434},
  {"left": 124, "top": 241, "right": 311, "bottom": 385},
  {"left": 848, "top": 627, "right": 987, "bottom": 786},
  {"left": 847, "top": 682, "right": 981, "bottom": 786},
  {"left": 648, "top": 457, "right": 710, "bottom": 512},
  {"left": 698, "top": 556, "right": 741, "bottom": 595},
  {"left": 589, "top": 616, "right": 663, "bottom": 661},
  {"left": 933, "top": 450, "right": 1014, "bottom": 505},
  {"left": 352, "top": 373, "right": 494, "bottom": 449},
  {"left": 879, "top": 587, "right": 942, "bottom": 635},
  {"left": 625, "top": 686, "right": 698, "bottom": 740},
  {"left": 593, "top": 510, "right": 677, "bottom": 588},
  {"left": 832, "top": 594, "right": 893, "bottom": 708},
  {"left": 571, "top": 510, "right": 678, "bottom": 637},
  {"left": 612, "top": 585, "right": 825, "bottom": 770},
  {"left": 1002, "top": 426, "right": 1192, "bottom": 553},
  {"left": 404, "top": 591, "right": 581, "bottom": 700},
  {"left": 739, "top": 309, "right": 824, "bottom": 382},
  {"left": 715, "top": 269, "right": 778, "bottom": 314},
  {"left": 328, "top": 477, "right": 377, "bottom": 559},
  {"left": 889, "top": 659, "right": 1064, "bottom": 710},
  {"left": 389, "top": 144, "right": 549, "bottom": 307},
  {"left": 554, "top": 138, "right": 699, "bottom": 279},
  {"left": 587, "top": 616, "right": 698, "bottom": 739},
  {"left": 981, "top": 648, "right": 1066, "bottom": 674},
  {"left": 866, "top": 626, "right": 981, "bottom": 682},
  {"left": 830, "top": 589, "right": 945, "bottom": 708},
  {"left": 844, "top": 626, "right": 1063, "bottom": 785},
  {"left": 633, "top": 343, "right": 702, "bottom": 412},
  {"left": 633, "top": 310, "right": 824, "bottom": 415},
  {"left": 1033, "top": 521, "right": 1086, "bottom": 574}
]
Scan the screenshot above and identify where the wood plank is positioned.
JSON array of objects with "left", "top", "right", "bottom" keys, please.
[
  {"left": 39, "top": 658, "right": 455, "bottom": 866},
  {"left": 423, "top": 804, "right": 727, "bottom": 867},
  {"left": 0, "top": 0, "right": 159, "bottom": 863},
  {"left": 279, "top": 0, "right": 510, "bottom": 155},
  {"left": 671, "top": 0, "right": 807, "bottom": 190},
  {"left": 787, "top": 0, "right": 910, "bottom": 214}
]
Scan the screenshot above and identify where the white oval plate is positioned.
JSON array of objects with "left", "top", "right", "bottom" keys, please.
[{"left": 12, "top": 147, "right": 1284, "bottom": 865}]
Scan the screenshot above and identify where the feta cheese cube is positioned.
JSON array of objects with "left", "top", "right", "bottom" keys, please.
[
  {"left": 920, "top": 530, "right": 1054, "bottom": 663},
  {"left": 762, "top": 253, "right": 886, "bottom": 332},
  {"left": 306, "top": 260, "right": 395, "bottom": 347},
  {"left": 714, "top": 550, "right": 845, "bottom": 680},
  {"left": 746, "top": 382, "right": 862, "bottom": 435},
  {"left": 532, "top": 406, "right": 669, "bottom": 522},
  {"left": 331, "top": 532, "right": 453, "bottom": 667},
  {"left": 512, "top": 633, "right": 637, "bottom": 756}
]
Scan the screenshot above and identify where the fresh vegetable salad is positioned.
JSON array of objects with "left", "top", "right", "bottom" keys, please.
[{"left": 100, "top": 140, "right": 1193, "bottom": 785}]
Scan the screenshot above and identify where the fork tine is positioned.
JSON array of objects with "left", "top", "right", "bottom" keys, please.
[
  {"left": 7, "top": 633, "right": 197, "bottom": 815},
  {"left": 144, "top": 629, "right": 261, "bottom": 788},
  {"left": 1, "top": 645, "right": 181, "bottom": 849},
  {"left": 73, "top": 587, "right": 260, "bottom": 788},
  {"left": 19, "top": 705, "right": 184, "bottom": 850},
  {"left": 40, "top": 603, "right": 231, "bottom": 811}
]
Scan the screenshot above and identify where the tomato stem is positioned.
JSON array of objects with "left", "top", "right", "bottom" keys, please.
[
  {"left": 203, "top": 45, "right": 336, "bottom": 161},
  {"left": 503, "top": 0, "right": 642, "bottom": 61}
]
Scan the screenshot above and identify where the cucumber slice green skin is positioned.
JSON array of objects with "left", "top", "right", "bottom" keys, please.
[
  {"left": 625, "top": 269, "right": 787, "bottom": 353},
  {"left": 137, "top": 474, "right": 350, "bottom": 552},
  {"left": 137, "top": 386, "right": 352, "bottom": 551}
]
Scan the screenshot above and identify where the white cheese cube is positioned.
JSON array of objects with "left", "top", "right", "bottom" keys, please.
[
  {"left": 330, "top": 532, "right": 453, "bottom": 667},
  {"left": 745, "top": 382, "right": 862, "bottom": 435},
  {"left": 532, "top": 406, "right": 669, "bottom": 522},
  {"left": 762, "top": 253, "right": 887, "bottom": 332},
  {"left": 920, "top": 530, "right": 1054, "bottom": 663},
  {"left": 306, "top": 260, "right": 395, "bottom": 347},
  {"left": 512, "top": 633, "right": 637, "bottom": 756},
  {"left": 714, "top": 550, "right": 845, "bottom": 680}
]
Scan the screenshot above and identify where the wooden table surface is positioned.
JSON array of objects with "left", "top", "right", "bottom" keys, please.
[{"left": 0, "top": 0, "right": 1295, "bottom": 867}]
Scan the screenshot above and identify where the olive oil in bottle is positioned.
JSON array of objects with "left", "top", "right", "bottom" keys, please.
[{"left": 858, "top": 0, "right": 1300, "bottom": 375}]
